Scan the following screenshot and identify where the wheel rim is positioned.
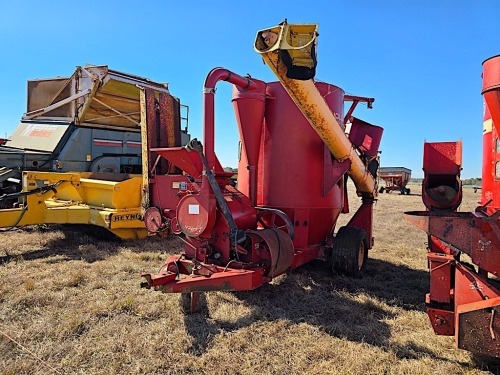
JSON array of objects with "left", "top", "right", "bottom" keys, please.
[{"left": 358, "top": 242, "right": 366, "bottom": 270}]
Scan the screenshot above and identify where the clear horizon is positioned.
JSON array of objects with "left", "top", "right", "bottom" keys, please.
[{"left": 1, "top": 1, "right": 498, "bottom": 178}]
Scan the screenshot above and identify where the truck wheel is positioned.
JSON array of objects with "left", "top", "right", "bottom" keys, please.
[
  {"left": 379, "top": 187, "right": 384, "bottom": 193},
  {"left": 331, "top": 226, "right": 368, "bottom": 279},
  {"left": 406, "top": 188, "right": 411, "bottom": 195}
]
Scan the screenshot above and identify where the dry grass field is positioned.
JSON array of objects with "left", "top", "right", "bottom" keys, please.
[{"left": 0, "top": 184, "right": 495, "bottom": 374}]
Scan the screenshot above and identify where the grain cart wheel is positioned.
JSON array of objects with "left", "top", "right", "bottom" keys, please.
[{"left": 332, "top": 226, "right": 368, "bottom": 279}]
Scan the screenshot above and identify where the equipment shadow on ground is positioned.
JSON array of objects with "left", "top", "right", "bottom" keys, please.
[
  {"left": 0, "top": 225, "right": 177, "bottom": 265},
  {"left": 0, "top": 225, "right": 122, "bottom": 264},
  {"left": 182, "top": 258, "right": 470, "bottom": 369}
]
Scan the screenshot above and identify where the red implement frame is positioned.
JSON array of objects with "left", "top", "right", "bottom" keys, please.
[{"left": 406, "top": 138, "right": 500, "bottom": 357}]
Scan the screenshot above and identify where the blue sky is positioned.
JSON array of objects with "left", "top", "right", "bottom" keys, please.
[{"left": 0, "top": 1, "right": 498, "bottom": 178}]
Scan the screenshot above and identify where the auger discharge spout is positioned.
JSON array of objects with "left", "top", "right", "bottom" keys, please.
[{"left": 254, "top": 22, "right": 377, "bottom": 197}]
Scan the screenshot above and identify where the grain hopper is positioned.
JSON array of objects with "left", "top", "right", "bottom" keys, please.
[{"left": 378, "top": 167, "right": 411, "bottom": 194}]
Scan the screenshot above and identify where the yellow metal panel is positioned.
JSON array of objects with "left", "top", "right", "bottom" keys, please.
[
  {"left": 484, "top": 119, "right": 493, "bottom": 134},
  {"left": 255, "top": 23, "right": 318, "bottom": 68},
  {"left": 0, "top": 171, "right": 146, "bottom": 240},
  {"left": 140, "top": 89, "right": 150, "bottom": 213},
  {"left": 0, "top": 207, "right": 34, "bottom": 227},
  {"left": 73, "top": 176, "right": 142, "bottom": 209},
  {"left": 43, "top": 205, "right": 91, "bottom": 224},
  {"left": 109, "top": 228, "right": 149, "bottom": 239},
  {"left": 111, "top": 177, "right": 142, "bottom": 208}
]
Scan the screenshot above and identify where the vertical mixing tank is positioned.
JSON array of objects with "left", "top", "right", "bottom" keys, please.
[
  {"left": 482, "top": 55, "right": 500, "bottom": 213},
  {"left": 234, "top": 81, "right": 345, "bottom": 249}
]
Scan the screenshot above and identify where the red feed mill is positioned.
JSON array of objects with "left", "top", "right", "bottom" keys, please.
[
  {"left": 141, "top": 22, "right": 383, "bottom": 311},
  {"left": 406, "top": 55, "right": 500, "bottom": 358}
]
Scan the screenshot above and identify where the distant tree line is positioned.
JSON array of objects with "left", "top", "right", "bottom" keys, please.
[
  {"left": 228, "top": 170, "right": 481, "bottom": 186},
  {"left": 462, "top": 177, "right": 481, "bottom": 186},
  {"left": 408, "top": 177, "right": 481, "bottom": 186}
]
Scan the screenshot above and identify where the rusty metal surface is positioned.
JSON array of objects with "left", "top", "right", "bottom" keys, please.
[
  {"left": 156, "top": 92, "right": 174, "bottom": 174},
  {"left": 405, "top": 210, "right": 500, "bottom": 277},
  {"left": 144, "top": 89, "right": 157, "bottom": 152},
  {"left": 428, "top": 252, "right": 454, "bottom": 304},
  {"left": 421, "top": 141, "right": 463, "bottom": 210},
  {"left": 139, "top": 89, "right": 149, "bottom": 213},
  {"left": 159, "top": 93, "right": 181, "bottom": 148},
  {"left": 25, "top": 65, "right": 170, "bottom": 128},
  {"left": 457, "top": 298, "right": 500, "bottom": 357},
  {"left": 427, "top": 306, "right": 455, "bottom": 336},
  {"left": 423, "top": 141, "right": 462, "bottom": 175},
  {"left": 247, "top": 228, "right": 294, "bottom": 278},
  {"left": 425, "top": 185, "right": 459, "bottom": 205},
  {"left": 144, "top": 207, "right": 162, "bottom": 233}
]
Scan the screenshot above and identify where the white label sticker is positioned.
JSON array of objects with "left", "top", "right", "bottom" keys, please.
[{"left": 188, "top": 204, "right": 200, "bottom": 215}]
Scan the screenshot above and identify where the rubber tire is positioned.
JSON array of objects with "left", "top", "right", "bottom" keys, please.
[
  {"left": 332, "top": 226, "right": 368, "bottom": 279},
  {"left": 406, "top": 188, "right": 411, "bottom": 195},
  {"left": 378, "top": 187, "right": 384, "bottom": 193}
]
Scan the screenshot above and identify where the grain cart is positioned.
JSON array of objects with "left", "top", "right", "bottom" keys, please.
[
  {"left": 378, "top": 167, "right": 411, "bottom": 194},
  {"left": 141, "top": 21, "right": 384, "bottom": 311},
  {"left": 405, "top": 55, "right": 500, "bottom": 358},
  {"left": 0, "top": 65, "right": 189, "bottom": 207}
]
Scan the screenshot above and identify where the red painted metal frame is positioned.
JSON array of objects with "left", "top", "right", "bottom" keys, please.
[
  {"left": 345, "top": 198, "right": 375, "bottom": 248},
  {"left": 203, "top": 68, "right": 258, "bottom": 170},
  {"left": 408, "top": 215, "right": 500, "bottom": 356},
  {"left": 142, "top": 255, "right": 267, "bottom": 293},
  {"left": 405, "top": 56, "right": 500, "bottom": 357}
]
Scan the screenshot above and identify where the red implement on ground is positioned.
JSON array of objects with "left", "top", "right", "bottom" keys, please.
[
  {"left": 140, "top": 22, "right": 384, "bottom": 312},
  {"left": 405, "top": 55, "right": 500, "bottom": 358}
]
